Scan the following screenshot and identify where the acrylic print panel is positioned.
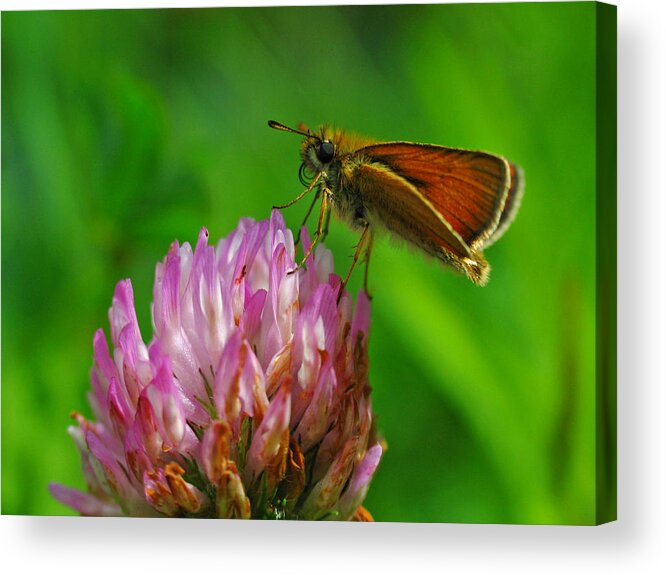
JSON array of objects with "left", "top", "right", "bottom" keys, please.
[{"left": 1, "top": 2, "right": 616, "bottom": 524}]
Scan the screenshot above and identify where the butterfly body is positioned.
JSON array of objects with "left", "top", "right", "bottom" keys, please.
[{"left": 270, "top": 120, "right": 524, "bottom": 289}]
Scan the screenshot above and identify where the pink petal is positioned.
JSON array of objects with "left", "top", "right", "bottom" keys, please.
[
  {"left": 85, "top": 429, "right": 132, "bottom": 503},
  {"left": 310, "top": 283, "right": 339, "bottom": 356},
  {"left": 132, "top": 392, "right": 162, "bottom": 463},
  {"left": 124, "top": 419, "right": 152, "bottom": 482},
  {"left": 228, "top": 219, "right": 269, "bottom": 321},
  {"left": 217, "top": 220, "right": 250, "bottom": 277},
  {"left": 300, "top": 436, "right": 360, "bottom": 519},
  {"left": 214, "top": 333, "right": 268, "bottom": 432},
  {"left": 153, "top": 242, "right": 183, "bottom": 333},
  {"left": 106, "top": 376, "right": 132, "bottom": 438},
  {"left": 152, "top": 244, "right": 204, "bottom": 414},
  {"left": 239, "top": 288, "right": 267, "bottom": 346},
  {"left": 244, "top": 380, "right": 291, "bottom": 484},
  {"left": 92, "top": 329, "right": 119, "bottom": 399},
  {"left": 200, "top": 419, "right": 232, "bottom": 484},
  {"left": 334, "top": 443, "right": 383, "bottom": 520},
  {"left": 290, "top": 315, "right": 322, "bottom": 426},
  {"left": 216, "top": 464, "right": 251, "bottom": 519},
  {"left": 142, "top": 356, "right": 198, "bottom": 453},
  {"left": 270, "top": 244, "right": 298, "bottom": 343},
  {"left": 117, "top": 322, "right": 152, "bottom": 405},
  {"left": 109, "top": 279, "right": 142, "bottom": 348},
  {"left": 269, "top": 208, "right": 295, "bottom": 263},
  {"left": 48, "top": 483, "right": 121, "bottom": 516},
  {"left": 298, "top": 228, "right": 335, "bottom": 301},
  {"left": 143, "top": 464, "right": 206, "bottom": 516},
  {"left": 188, "top": 228, "right": 231, "bottom": 367},
  {"left": 293, "top": 361, "right": 336, "bottom": 452},
  {"left": 145, "top": 358, "right": 187, "bottom": 448}
]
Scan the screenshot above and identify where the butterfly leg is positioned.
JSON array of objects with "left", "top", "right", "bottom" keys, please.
[
  {"left": 273, "top": 171, "right": 322, "bottom": 210},
  {"left": 337, "top": 221, "right": 371, "bottom": 303},
  {"left": 320, "top": 205, "right": 332, "bottom": 242},
  {"left": 288, "top": 190, "right": 329, "bottom": 275},
  {"left": 363, "top": 229, "right": 375, "bottom": 300},
  {"left": 295, "top": 189, "right": 322, "bottom": 246}
]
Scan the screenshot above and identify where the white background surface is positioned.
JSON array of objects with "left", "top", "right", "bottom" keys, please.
[{"left": 1, "top": 0, "right": 664, "bottom": 573}]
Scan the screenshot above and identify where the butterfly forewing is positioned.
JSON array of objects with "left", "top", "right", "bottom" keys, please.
[
  {"left": 355, "top": 162, "right": 470, "bottom": 257},
  {"left": 358, "top": 143, "right": 511, "bottom": 250}
]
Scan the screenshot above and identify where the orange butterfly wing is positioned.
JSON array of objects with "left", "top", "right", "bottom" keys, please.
[
  {"left": 358, "top": 143, "right": 512, "bottom": 251},
  {"left": 484, "top": 162, "right": 524, "bottom": 248},
  {"left": 354, "top": 162, "right": 490, "bottom": 285}
]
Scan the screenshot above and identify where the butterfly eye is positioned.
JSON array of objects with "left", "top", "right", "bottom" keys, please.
[{"left": 316, "top": 141, "right": 335, "bottom": 164}]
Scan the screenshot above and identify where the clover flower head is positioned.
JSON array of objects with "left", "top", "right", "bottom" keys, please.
[{"left": 50, "top": 211, "right": 382, "bottom": 520}]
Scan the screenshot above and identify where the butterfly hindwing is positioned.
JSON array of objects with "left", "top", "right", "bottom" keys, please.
[
  {"left": 354, "top": 161, "right": 490, "bottom": 285},
  {"left": 483, "top": 162, "right": 524, "bottom": 248}
]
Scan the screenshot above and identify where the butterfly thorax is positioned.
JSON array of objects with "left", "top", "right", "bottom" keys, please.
[{"left": 300, "top": 127, "right": 378, "bottom": 230}]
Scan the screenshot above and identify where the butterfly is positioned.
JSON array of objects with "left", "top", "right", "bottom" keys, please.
[{"left": 269, "top": 120, "right": 523, "bottom": 296}]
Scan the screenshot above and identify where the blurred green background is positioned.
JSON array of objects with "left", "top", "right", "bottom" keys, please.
[{"left": 3, "top": 3, "right": 603, "bottom": 523}]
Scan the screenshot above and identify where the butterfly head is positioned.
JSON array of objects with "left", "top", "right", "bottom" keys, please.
[
  {"left": 302, "top": 136, "right": 336, "bottom": 174},
  {"left": 268, "top": 120, "right": 338, "bottom": 185}
]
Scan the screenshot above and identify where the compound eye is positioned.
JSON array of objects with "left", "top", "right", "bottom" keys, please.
[{"left": 317, "top": 140, "right": 335, "bottom": 164}]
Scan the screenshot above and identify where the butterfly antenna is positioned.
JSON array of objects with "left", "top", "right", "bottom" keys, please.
[{"left": 268, "top": 120, "right": 312, "bottom": 138}]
